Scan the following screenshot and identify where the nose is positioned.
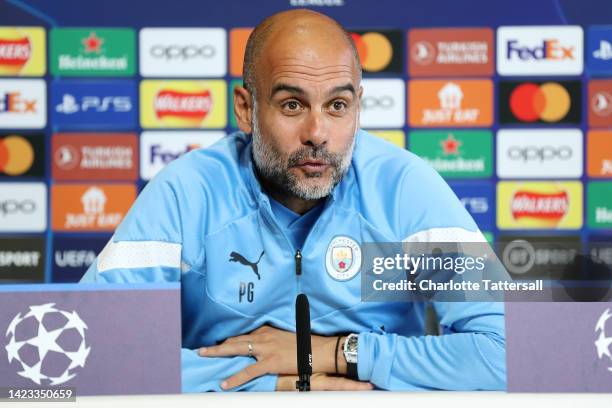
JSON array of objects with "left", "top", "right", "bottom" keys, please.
[{"left": 300, "top": 109, "right": 328, "bottom": 148}]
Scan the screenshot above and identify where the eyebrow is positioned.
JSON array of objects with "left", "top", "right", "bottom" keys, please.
[{"left": 270, "top": 83, "right": 356, "bottom": 99}]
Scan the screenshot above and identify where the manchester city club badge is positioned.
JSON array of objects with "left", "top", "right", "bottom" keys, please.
[{"left": 325, "top": 236, "right": 362, "bottom": 281}]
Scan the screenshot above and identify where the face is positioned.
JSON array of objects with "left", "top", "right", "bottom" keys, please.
[{"left": 239, "top": 23, "right": 362, "bottom": 201}]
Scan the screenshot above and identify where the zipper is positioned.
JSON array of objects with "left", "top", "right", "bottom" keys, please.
[{"left": 295, "top": 249, "right": 303, "bottom": 294}]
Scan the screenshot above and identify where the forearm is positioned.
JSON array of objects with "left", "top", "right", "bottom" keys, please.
[{"left": 357, "top": 329, "right": 506, "bottom": 391}]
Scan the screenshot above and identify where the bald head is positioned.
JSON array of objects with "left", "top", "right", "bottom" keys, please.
[{"left": 243, "top": 9, "right": 362, "bottom": 95}]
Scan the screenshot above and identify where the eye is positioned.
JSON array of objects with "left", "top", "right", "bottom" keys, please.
[
  {"left": 330, "top": 100, "right": 348, "bottom": 113},
  {"left": 281, "top": 100, "right": 302, "bottom": 114}
]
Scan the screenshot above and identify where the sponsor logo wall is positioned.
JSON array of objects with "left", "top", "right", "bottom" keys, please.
[{"left": 0, "top": 18, "right": 610, "bottom": 284}]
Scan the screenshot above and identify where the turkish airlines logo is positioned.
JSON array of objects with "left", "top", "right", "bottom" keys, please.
[
  {"left": 497, "top": 129, "right": 583, "bottom": 179},
  {"left": 497, "top": 26, "right": 583, "bottom": 75},
  {"left": 0, "top": 182, "right": 46, "bottom": 232},
  {"left": 408, "top": 28, "right": 493, "bottom": 76},
  {"left": 139, "top": 28, "right": 226, "bottom": 77},
  {"left": 360, "top": 79, "right": 404, "bottom": 128},
  {"left": 499, "top": 81, "right": 581, "bottom": 124},
  {"left": 51, "top": 184, "right": 135, "bottom": 232},
  {"left": 409, "top": 80, "right": 492, "bottom": 127},
  {"left": 51, "top": 133, "right": 138, "bottom": 181},
  {"left": 589, "top": 80, "right": 612, "bottom": 127}
]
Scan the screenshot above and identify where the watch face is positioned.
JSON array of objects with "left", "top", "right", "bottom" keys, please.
[{"left": 345, "top": 334, "right": 359, "bottom": 363}]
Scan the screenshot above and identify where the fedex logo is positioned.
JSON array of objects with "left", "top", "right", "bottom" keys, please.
[
  {"left": 149, "top": 143, "right": 200, "bottom": 165},
  {"left": 497, "top": 26, "right": 583, "bottom": 76},
  {"left": 506, "top": 39, "right": 575, "bottom": 61}
]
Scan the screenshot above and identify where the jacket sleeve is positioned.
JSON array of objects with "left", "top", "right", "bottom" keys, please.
[
  {"left": 79, "top": 163, "right": 278, "bottom": 392},
  {"left": 356, "top": 156, "right": 506, "bottom": 390}
]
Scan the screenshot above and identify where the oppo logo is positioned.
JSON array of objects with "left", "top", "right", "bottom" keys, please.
[
  {"left": 150, "top": 44, "right": 216, "bottom": 60},
  {"left": 507, "top": 145, "right": 573, "bottom": 162},
  {"left": 0, "top": 199, "right": 36, "bottom": 215},
  {"left": 361, "top": 96, "right": 394, "bottom": 110}
]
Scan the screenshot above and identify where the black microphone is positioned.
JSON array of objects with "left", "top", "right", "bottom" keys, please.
[{"left": 295, "top": 293, "right": 312, "bottom": 391}]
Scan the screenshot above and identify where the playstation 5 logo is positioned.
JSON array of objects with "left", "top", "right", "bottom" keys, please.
[
  {"left": 594, "top": 40, "right": 612, "bottom": 61},
  {"left": 56, "top": 94, "right": 132, "bottom": 115}
]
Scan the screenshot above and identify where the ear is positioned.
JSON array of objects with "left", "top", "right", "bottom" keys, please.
[{"left": 233, "top": 85, "right": 253, "bottom": 134}]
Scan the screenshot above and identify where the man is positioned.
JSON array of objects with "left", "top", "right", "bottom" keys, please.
[{"left": 81, "top": 9, "right": 506, "bottom": 391}]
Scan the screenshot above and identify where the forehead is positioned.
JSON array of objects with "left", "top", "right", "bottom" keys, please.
[{"left": 257, "top": 24, "right": 359, "bottom": 95}]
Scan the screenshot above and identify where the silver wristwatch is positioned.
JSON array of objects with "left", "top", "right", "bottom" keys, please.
[{"left": 343, "top": 333, "right": 359, "bottom": 364}]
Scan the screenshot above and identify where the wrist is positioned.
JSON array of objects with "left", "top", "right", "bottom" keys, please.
[{"left": 312, "top": 335, "right": 339, "bottom": 374}]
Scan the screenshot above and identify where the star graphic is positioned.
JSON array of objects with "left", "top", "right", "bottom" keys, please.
[
  {"left": 60, "top": 310, "right": 88, "bottom": 338},
  {"left": 441, "top": 134, "right": 462, "bottom": 155},
  {"left": 6, "top": 312, "right": 23, "bottom": 337},
  {"left": 48, "top": 370, "right": 77, "bottom": 386},
  {"left": 24, "top": 303, "right": 57, "bottom": 323},
  {"left": 595, "top": 330, "right": 612, "bottom": 359},
  {"left": 65, "top": 340, "right": 90, "bottom": 371},
  {"left": 82, "top": 32, "right": 103, "bottom": 54},
  {"left": 595, "top": 308, "right": 611, "bottom": 333},
  {"left": 5, "top": 337, "right": 25, "bottom": 363},
  {"left": 26, "top": 324, "right": 64, "bottom": 362},
  {"left": 17, "top": 360, "right": 47, "bottom": 385}
]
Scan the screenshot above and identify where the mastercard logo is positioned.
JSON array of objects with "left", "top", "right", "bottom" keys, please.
[
  {"left": 0, "top": 135, "right": 34, "bottom": 175},
  {"left": 509, "top": 82, "right": 571, "bottom": 123},
  {"left": 351, "top": 32, "right": 394, "bottom": 72}
]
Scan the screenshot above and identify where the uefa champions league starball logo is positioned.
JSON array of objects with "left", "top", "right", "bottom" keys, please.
[
  {"left": 5, "top": 303, "right": 91, "bottom": 385},
  {"left": 595, "top": 308, "right": 612, "bottom": 372}
]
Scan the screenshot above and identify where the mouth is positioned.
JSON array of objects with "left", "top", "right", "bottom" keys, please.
[{"left": 293, "top": 159, "right": 329, "bottom": 173}]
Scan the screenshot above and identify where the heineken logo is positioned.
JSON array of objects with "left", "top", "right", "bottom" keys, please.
[
  {"left": 410, "top": 131, "right": 492, "bottom": 178},
  {"left": 51, "top": 28, "right": 135, "bottom": 76}
]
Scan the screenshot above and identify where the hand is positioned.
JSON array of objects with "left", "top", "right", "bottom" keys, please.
[
  {"left": 198, "top": 325, "right": 346, "bottom": 390},
  {"left": 276, "top": 373, "right": 374, "bottom": 391}
]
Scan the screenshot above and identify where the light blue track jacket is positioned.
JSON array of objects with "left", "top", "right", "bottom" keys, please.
[{"left": 81, "top": 129, "right": 506, "bottom": 392}]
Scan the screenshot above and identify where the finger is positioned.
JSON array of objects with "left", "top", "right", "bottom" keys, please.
[
  {"left": 199, "top": 341, "right": 251, "bottom": 357},
  {"left": 314, "top": 376, "right": 374, "bottom": 391},
  {"left": 222, "top": 335, "right": 251, "bottom": 344},
  {"left": 221, "top": 362, "right": 268, "bottom": 390}
]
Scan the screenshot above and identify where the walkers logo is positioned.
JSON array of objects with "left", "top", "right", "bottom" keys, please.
[
  {"left": 52, "top": 133, "right": 138, "bottom": 181},
  {"left": 0, "top": 27, "right": 45, "bottom": 76},
  {"left": 51, "top": 184, "right": 136, "bottom": 232},
  {"left": 229, "top": 28, "right": 252, "bottom": 77},
  {"left": 368, "top": 130, "right": 405, "bottom": 149},
  {"left": 0, "top": 79, "right": 46, "bottom": 128},
  {"left": 0, "top": 134, "right": 45, "bottom": 177},
  {"left": 408, "top": 28, "right": 493, "bottom": 77},
  {"left": 0, "top": 237, "right": 45, "bottom": 282},
  {"left": 0, "top": 182, "right": 46, "bottom": 232},
  {"left": 588, "top": 182, "right": 612, "bottom": 229},
  {"left": 139, "top": 28, "right": 226, "bottom": 77},
  {"left": 449, "top": 181, "right": 495, "bottom": 230},
  {"left": 140, "top": 131, "right": 224, "bottom": 180},
  {"left": 587, "top": 26, "right": 612, "bottom": 75},
  {"left": 351, "top": 30, "right": 403, "bottom": 74},
  {"left": 409, "top": 130, "right": 492, "bottom": 178},
  {"left": 496, "top": 129, "right": 583, "bottom": 179},
  {"left": 497, "top": 182, "right": 582, "bottom": 230},
  {"left": 408, "top": 80, "right": 492, "bottom": 127},
  {"left": 587, "top": 131, "right": 612, "bottom": 178},
  {"left": 360, "top": 79, "right": 405, "bottom": 128},
  {"left": 52, "top": 236, "right": 108, "bottom": 283},
  {"left": 51, "top": 80, "right": 137, "bottom": 129},
  {"left": 50, "top": 28, "right": 135, "bottom": 76},
  {"left": 140, "top": 80, "right": 226, "bottom": 128},
  {"left": 497, "top": 26, "right": 583, "bottom": 75},
  {"left": 499, "top": 81, "right": 581, "bottom": 124},
  {"left": 588, "top": 80, "right": 612, "bottom": 127}
]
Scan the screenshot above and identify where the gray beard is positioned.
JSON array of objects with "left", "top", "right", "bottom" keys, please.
[{"left": 251, "top": 101, "right": 355, "bottom": 201}]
